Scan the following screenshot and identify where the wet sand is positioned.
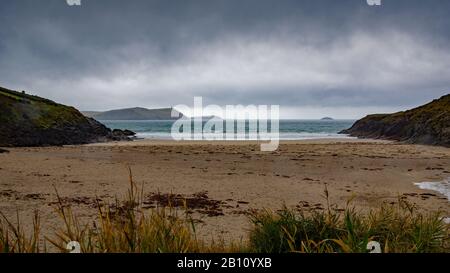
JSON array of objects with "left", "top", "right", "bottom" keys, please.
[{"left": 0, "top": 139, "right": 449, "bottom": 245}]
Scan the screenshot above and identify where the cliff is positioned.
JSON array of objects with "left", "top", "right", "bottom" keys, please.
[
  {"left": 0, "top": 86, "right": 131, "bottom": 147},
  {"left": 340, "top": 94, "right": 450, "bottom": 147}
]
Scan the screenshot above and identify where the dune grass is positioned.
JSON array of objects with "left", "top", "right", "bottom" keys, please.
[
  {"left": 0, "top": 211, "right": 42, "bottom": 253},
  {"left": 0, "top": 171, "right": 448, "bottom": 253},
  {"left": 46, "top": 170, "right": 206, "bottom": 253},
  {"left": 248, "top": 188, "right": 449, "bottom": 253}
]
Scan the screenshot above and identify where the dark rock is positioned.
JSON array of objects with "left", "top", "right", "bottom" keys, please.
[
  {"left": 0, "top": 148, "right": 9, "bottom": 153},
  {"left": 111, "top": 129, "right": 136, "bottom": 141},
  {"left": 340, "top": 94, "right": 450, "bottom": 147},
  {"left": 0, "top": 86, "right": 134, "bottom": 147},
  {"left": 123, "top": 129, "right": 136, "bottom": 136}
]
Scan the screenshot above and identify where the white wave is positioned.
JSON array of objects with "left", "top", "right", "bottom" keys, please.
[
  {"left": 135, "top": 132, "right": 174, "bottom": 139},
  {"left": 414, "top": 177, "right": 450, "bottom": 201},
  {"left": 136, "top": 132, "right": 356, "bottom": 141}
]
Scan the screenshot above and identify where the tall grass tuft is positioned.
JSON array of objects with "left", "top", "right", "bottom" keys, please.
[
  {"left": 248, "top": 188, "right": 449, "bottom": 253},
  {"left": 47, "top": 167, "right": 203, "bottom": 253},
  {"left": 0, "top": 211, "right": 42, "bottom": 253}
]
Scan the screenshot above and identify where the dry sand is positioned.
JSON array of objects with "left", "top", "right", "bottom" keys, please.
[{"left": 0, "top": 139, "right": 449, "bottom": 245}]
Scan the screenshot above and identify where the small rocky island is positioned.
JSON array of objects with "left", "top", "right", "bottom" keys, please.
[
  {"left": 340, "top": 94, "right": 449, "bottom": 147},
  {"left": 0, "top": 86, "right": 135, "bottom": 147},
  {"left": 321, "top": 117, "right": 334, "bottom": 120}
]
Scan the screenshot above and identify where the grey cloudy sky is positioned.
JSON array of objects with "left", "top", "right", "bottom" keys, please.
[{"left": 1, "top": 0, "right": 449, "bottom": 118}]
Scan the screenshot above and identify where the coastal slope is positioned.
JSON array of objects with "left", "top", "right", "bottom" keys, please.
[
  {"left": 341, "top": 94, "right": 450, "bottom": 147},
  {"left": 0, "top": 86, "right": 128, "bottom": 147}
]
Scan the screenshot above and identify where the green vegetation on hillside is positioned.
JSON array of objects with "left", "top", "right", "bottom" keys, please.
[
  {"left": 0, "top": 87, "right": 82, "bottom": 126},
  {"left": 342, "top": 94, "right": 450, "bottom": 147},
  {"left": 0, "top": 86, "right": 112, "bottom": 146}
]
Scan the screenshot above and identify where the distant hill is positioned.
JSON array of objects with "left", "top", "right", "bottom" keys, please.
[
  {"left": 0, "top": 86, "right": 130, "bottom": 147},
  {"left": 321, "top": 117, "right": 334, "bottom": 120},
  {"left": 83, "top": 107, "right": 185, "bottom": 120},
  {"left": 340, "top": 94, "right": 450, "bottom": 147},
  {"left": 82, "top": 111, "right": 102, "bottom": 117}
]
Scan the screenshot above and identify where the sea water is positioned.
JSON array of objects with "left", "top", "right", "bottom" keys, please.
[
  {"left": 414, "top": 178, "right": 450, "bottom": 201},
  {"left": 99, "top": 119, "right": 357, "bottom": 140},
  {"left": 415, "top": 177, "right": 450, "bottom": 224}
]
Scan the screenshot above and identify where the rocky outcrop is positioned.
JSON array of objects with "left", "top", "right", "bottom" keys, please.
[
  {"left": 112, "top": 129, "right": 137, "bottom": 140},
  {"left": 340, "top": 94, "right": 450, "bottom": 147},
  {"left": 0, "top": 86, "right": 135, "bottom": 147}
]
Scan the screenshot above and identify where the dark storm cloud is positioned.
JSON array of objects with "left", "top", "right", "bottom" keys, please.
[{"left": 0, "top": 0, "right": 449, "bottom": 118}]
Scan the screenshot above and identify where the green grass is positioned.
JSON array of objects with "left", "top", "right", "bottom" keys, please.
[
  {"left": 0, "top": 86, "right": 59, "bottom": 105},
  {"left": 0, "top": 90, "right": 25, "bottom": 102},
  {"left": 248, "top": 202, "right": 448, "bottom": 253},
  {"left": 1, "top": 172, "right": 448, "bottom": 253},
  {"left": 0, "top": 86, "right": 87, "bottom": 130}
]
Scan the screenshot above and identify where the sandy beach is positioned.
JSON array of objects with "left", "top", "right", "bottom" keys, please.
[{"left": 0, "top": 139, "right": 449, "bottom": 244}]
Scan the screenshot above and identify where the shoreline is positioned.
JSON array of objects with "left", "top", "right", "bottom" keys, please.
[{"left": 84, "top": 137, "right": 393, "bottom": 147}]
